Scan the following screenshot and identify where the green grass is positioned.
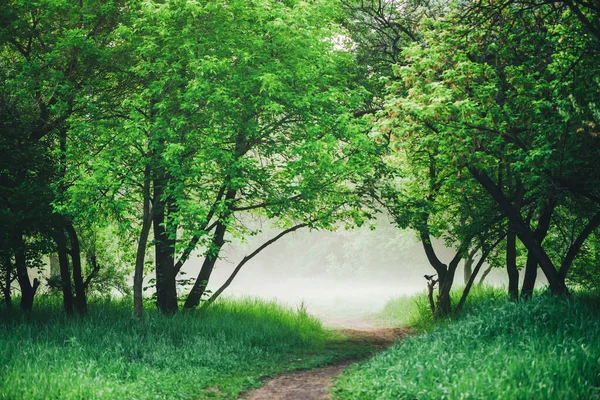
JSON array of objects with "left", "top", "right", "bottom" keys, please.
[
  {"left": 0, "top": 296, "right": 371, "bottom": 400},
  {"left": 376, "top": 285, "right": 508, "bottom": 330},
  {"left": 335, "top": 291, "right": 600, "bottom": 399}
]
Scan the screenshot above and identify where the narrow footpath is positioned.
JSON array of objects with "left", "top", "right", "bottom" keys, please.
[{"left": 240, "top": 322, "right": 412, "bottom": 400}]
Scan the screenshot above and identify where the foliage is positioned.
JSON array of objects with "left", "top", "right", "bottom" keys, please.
[
  {"left": 373, "top": 0, "right": 600, "bottom": 301},
  {"left": 335, "top": 292, "right": 600, "bottom": 399}
]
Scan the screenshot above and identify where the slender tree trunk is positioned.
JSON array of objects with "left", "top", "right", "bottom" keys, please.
[
  {"left": 478, "top": 265, "right": 493, "bottom": 285},
  {"left": 463, "top": 255, "right": 474, "bottom": 285},
  {"left": 184, "top": 187, "right": 236, "bottom": 309},
  {"left": 418, "top": 230, "right": 447, "bottom": 317},
  {"left": 436, "top": 281, "right": 452, "bottom": 316},
  {"left": 3, "top": 256, "right": 12, "bottom": 309},
  {"left": 184, "top": 134, "right": 247, "bottom": 310},
  {"left": 55, "top": 229, "right": 74, "bottom": 315},
  {"left": 184, "top": 220, "right": 228, "bottom": 309},
  {"left": 134, "top": 165, "right": 153, "bottom": 318},
  {"left": 49, "top": 254, "right": 60, "bottom": 278},
  {"left": 456, "top": 235, "right": 504, "bottom": 314},
  {"left": 66, "top": 223, "right": 86, "bottom": 315},
  {"left": 506, "top": 226, "right": 519, "bottom": 300},
  {"left": 521, "top": 202, "right": 554, "bottom": 299},
  {"left": 558, "top": 210, "right": 600, "bottom": 280},
  {"left": 13, "top": 232, "right": 39, "bottom": 311},
  {"left": 469, "top": 168, "right": 568, "bottom": 295},
  {"left": 427, "top": 279, "right": 437, "bottom": 315}
]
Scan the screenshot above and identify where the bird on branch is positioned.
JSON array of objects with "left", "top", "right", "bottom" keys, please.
[{"left": 424, "top": 274, "right": 437, "bottom": 281}]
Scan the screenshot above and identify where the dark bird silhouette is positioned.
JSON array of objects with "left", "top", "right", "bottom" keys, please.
[{"left": 424, "top": 274, "right": 437, "bottom": 281}]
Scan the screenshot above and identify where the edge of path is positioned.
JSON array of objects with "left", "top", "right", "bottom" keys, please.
[{"left": 238, "top": 326, "right": 415, "bottom": 400}]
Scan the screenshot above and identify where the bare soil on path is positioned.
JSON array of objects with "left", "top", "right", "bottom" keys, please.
[{"left": 239, "top": 323, "right": 412, "bottom": 400}]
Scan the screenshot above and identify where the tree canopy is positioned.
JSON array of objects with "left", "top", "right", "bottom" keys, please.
[{"left": 1, "top": 0, "right": 599, "bottom": 317}]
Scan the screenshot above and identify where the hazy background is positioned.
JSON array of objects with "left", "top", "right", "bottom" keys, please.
[{"left": 181, "top": 217, "right": 516, "bottom": 327}]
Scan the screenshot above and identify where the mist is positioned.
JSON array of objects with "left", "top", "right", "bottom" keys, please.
[{"left": 180, "top": 217, "right": 516, "bottom": 327}]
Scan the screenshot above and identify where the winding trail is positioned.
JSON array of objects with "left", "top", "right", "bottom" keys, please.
[{"left": 240, "top": 322, "right": 412, "bottom": 400}]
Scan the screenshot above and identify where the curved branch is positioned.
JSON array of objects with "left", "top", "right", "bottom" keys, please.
[{"left": 200, "top": 223, "right": 309, "bottom": 310}]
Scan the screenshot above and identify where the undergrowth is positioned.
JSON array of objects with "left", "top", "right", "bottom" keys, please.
[
  {"left": 0, "top": 296, "right": 368, "bottom": 400},
  {"left": 336, "top": 291, "right": 600, "bottom": 399},
  {"left": 376, "top": 285, "right": 507, "bottom": 330}
]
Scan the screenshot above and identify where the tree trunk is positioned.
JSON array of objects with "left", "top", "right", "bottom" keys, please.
[
  {"left": 506, "top": 226, "right": 519, "bottom": 300},
  {"left": 469, "top": 168, "right": 568, "bottom": 295},
  {"left": 134, "top": 165, "right": 153, "bottom": 318},
  {"left": 152, "top": 178, "right": 178, "bottom": 314},
  {"left": 463, "top": 253, "right": 474, "bottom": 285},
  {"left": 184, "top": 187, "right": 236, "bottom": 309},
  {"left": 418, "top": 226, "right": 469, "bottom": 318},
  {"left": 521, "top": 202, "right": 554, "bottom": 299},
  {"left": 49, "top": 254, "right": 60, "bottom": 278},
  {"left": 427, "top": 279, "right": 437, "bottom": 315},
  {"left": 66, "top": 223, "right": 87, "bottom": 315},
  {"left": 456, "top": 235, "right": 504, "bottom": 314},
  {"left": 184, "top": 220, "right": 228, "bottom": 309},
  {"left": 13, "top": 232, "right": 40, "bottom": 311},
  {"left": 436, "top": 256, "right": 461, "bottom": 317},
  {"left": 2, "top": 256, "right": 12, "bottom": 309},
  {"left": 521, "top": 254, "right": 538, "bottom": 300},
  {"left": 558, "top": 210, "right": 600, "bottom": 280},
  {"left": 478, "top": 265, "right": 493, "bottom": 285},
  {"left": 55, "top": 230, "right": 74, "bottom": 315},
  {"left": 436, "top": 278, "right": 453, "bottom": 317}
]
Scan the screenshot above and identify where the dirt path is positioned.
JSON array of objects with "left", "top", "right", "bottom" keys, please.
[{"left": 240, "top": 326, "right": 412, "bottom": 400}]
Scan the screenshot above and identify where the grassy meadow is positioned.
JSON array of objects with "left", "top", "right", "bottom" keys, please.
[
  {"left": 0, "top": 297, "right": 371, "bottom": 400},
  {"left": 335, "top": 288, "right": 600, "bottom": 399}
]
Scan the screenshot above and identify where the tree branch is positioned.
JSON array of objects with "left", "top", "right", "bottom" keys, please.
[{"left": 200, "top": 223, "right": 309, "bottom": 310}]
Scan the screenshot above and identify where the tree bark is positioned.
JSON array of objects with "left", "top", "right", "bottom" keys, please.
[
  {"left": 436, "top": 253, "right": 462, "bottom": 317},
  {"left": 456, "top": 235, "right": 504, "bottom": 314},
  {"left": 478, "top": 265, "right": 493, "bottom": 285},
  {"left": 427, "top": 279, "right": 437, "bottom": 315},
  {"left": 2, "top": 256, "right": 12, "bottom": 309},
  {"left": 521, "top": 202, "right": 554, "bottom": 299},
  {"left": 558, "top": 210, "right": 600, "bottom": 280},
  {"left": 184, "top": 220, "right": 229, "bottom": 309},
  {"left": 152, "top": 177, "right": 178, "bottom": 314},
  {"left": 66, "top": 223, "right": 87, "bottom": 315},
  {"left": 13, "top": 232, "right": 40, "bottom": 311},
  {"left": 521, "top": 255, "right": 538, "bottom": 300},
  {"left": 463, "top": 255, "right": 473, "bottom": 285},
  {"left": 184, "top": 187, "right": 236, "bottom": 309},
  {"left": 419, "top": 227, "right": 469, "bottom": 317},
  {"left": 134, "top": 165, "right": 153, "bottom": 318},
  {"left": 506, "top": 225, "right": 519, "bottom": 300},
  {"left": 55, "top": 229, "right": 74, "bottom": 315},
  {"left": 469, "top": 167, "right": 568, "bottom": 295}
]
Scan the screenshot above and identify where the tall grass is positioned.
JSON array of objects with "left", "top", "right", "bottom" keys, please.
[
  {"left": 0, "top": 296, "right": 357, "bottom": 399},
  {"left": 376, "top": 285, "right": 507, "bottom": 330},
  {"left": 336, "top": 292, "right": 600, "bottom": 399}
]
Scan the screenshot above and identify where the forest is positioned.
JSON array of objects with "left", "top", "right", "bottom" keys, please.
[{"left": 1, "top": 0, "right": 600, "bottom": 399}]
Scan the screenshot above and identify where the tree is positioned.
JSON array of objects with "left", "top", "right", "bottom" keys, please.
[
  {"left": 67, "top": 0, "right": 375, "bottom": 315},
  {"left": 1, "top": 0, "right": 135, "bottom": 313},
  {"left": 380, "top": 0, "right": 600, "bottom": 298}
]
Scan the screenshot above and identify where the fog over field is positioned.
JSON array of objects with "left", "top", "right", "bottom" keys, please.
[{"left": 181, "top": 217, "right": 515, "bottom": 327}]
